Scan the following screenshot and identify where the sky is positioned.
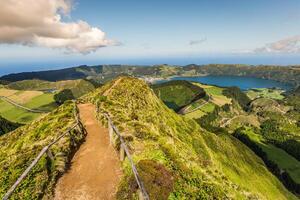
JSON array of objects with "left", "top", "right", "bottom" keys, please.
[{"left": 1, "top": 0, "right": 300, "bottom": 75}]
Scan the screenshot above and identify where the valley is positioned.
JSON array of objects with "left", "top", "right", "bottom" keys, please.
[{"left": 0, "top": 66, "right": 299, "bottom": 199}]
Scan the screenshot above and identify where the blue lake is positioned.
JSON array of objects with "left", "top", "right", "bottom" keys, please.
[{"left": 169, "top": 75, "right": 293, "bottom": 91}]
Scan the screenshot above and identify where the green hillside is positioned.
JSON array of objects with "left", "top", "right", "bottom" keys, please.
[
  {"left": 234, "top": 128, "right": 300, "bottom": 194},
  {"left": 86, "top": 76, "right": 295, "bottom": 199},
  {"left": 7, "top": 79, "right": 96, "bottom": 98},
  {"left": 0, "top": 101, "right": 85, "bottom": 199},
  {"left": 152, "top": 80, "right": 206, "bottom": 111},
  {"left": 2, "top": 64, "right": 300, "bottom": 86}
]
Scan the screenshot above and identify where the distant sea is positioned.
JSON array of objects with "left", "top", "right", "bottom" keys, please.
[{"left": 1, "top": 54, "right": 300, "bottom": 76}]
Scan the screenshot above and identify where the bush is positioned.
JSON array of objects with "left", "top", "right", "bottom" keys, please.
[{"left": 54, "top": 89, "right": 75, "bottom": 105}]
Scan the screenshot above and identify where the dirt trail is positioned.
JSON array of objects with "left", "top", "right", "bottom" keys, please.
[
  {"left": 54, "top": 103, "right": 122, "bottom": 200},
  {"left": 103, "top": 78, "right": 122, "bottom": 96}
]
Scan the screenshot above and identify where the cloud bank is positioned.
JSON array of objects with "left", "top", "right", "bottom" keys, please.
[
  {"left": 255, "top": 35, "right": 300, "bottom": 53},
  {"left": 0, "top": 0, "right": 115, "bottom": 54}
]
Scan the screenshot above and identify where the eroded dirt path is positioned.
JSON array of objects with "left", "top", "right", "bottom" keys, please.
[{"left": 54, "top": 103, "right": 122, "bottom": 200}]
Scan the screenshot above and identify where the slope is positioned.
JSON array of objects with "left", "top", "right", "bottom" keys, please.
[
  {"left": 0, "top": 116, "right": 22, "bottom": 136},
  {"left": 86, "top": 76, "right": 296, "bottom": 199},
  {"left": 0, "top": 101, "right": 85, "bottom": 199},
  {"left": 152, "top": 80, "right": 206, "bottom": 111}
]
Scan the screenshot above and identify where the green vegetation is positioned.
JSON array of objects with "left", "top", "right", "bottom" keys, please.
[
  {"left": 247, "top": 88, "right": 285, "bottom": 100},
  {"left": 152, "top": 80, "right": 206, "bottom": 111},
  {"left": 54, "top": 89, "right": 75, "bottom": 105},
  {"left": 223, "top": 87, "right": 251, "bottom": 110},
  {"left": 2, "top": 64, "right": 300, "bottom": 86},
  {"left": 200, "top": 102, "right": 215, "bottom": 113},
  {"left": 193, "top": 82, "right": 231, "bottom": 106},
  {"left": 0, "top": 116, "right": 22, "bottom": 136},
  {"left": 0, "top": 101, "right": 85, "bottom": 199},
  {"left": 7, "top": 79, "right": 96, "bottom": 98},
  {"left": 260, "top": 119, "right": 300, "bottom": 161},
  {"left": 86, "top": 76, "right": 295, "bottom": 199},
  {"left": 0, "top": 99, "right": 43, "bottom": 123},
  {"left": 234, "top": 127, "right": 300, "bottom": 194},
  {"left": 0, "top": 79, "right": 96, "bottom": 124},
  {"left": 0, "top": 92, "right": 57, "bottom": 124},
  {"left": 185, "top": 108, "right": 206, "bottom": 119}
]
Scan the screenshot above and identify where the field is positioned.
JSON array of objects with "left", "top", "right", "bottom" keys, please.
[
  {"left": 7, "top": 79, "right": 96, "bottom": 98},
  {"left": 184, "top": 83, "right": 230, "bottom": 120},
  {"left": 185, "top": 108, "right": 206, "bottom": 119},
  {"left": 0, "top": 88, "right": 57, "bottom": 123},
  {"left": 193, "top": 83, "right": 231, "bottom": 106},
  {"left": 244, "top": 129, "right": 300, "bottom": 184},
  {"left": 246, "top": 88, "right": 285, "bottom": 100}
]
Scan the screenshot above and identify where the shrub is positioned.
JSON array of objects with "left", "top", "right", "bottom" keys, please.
[{"left": 54, "top": 89, "right": 75, "bottom": 105}]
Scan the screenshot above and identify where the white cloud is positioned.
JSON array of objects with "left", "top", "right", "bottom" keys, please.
[
  {"left": 189, "top": 38, "right": 207, "bottom": 46},
  {"left": 255, "top": 35, "right": 300, "bottom": 53},
  {"left": 0, "top": 0, "right": 116, "bottom": 54}
]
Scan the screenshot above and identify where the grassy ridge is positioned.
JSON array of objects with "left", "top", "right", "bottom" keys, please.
[
  {"left": 86, "top": 76, "right": 295, "bottom": 199},
  {"left": 0, "top": 101, "right": 85, "bottom": 199}
]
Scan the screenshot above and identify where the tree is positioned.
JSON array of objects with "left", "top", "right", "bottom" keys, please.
[{"left": 54, "top": 89, "right": 75, "bottom": 105}]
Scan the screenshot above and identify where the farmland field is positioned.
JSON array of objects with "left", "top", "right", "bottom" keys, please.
[
  {"left": 193, "top": 83, "right": 231, "bottom": 106},
  {"left": 0, "top": 88, "right": 57, "bottom": 123},
  {"left": 246, "top": 88, "right": 285, "bottom": 100}
]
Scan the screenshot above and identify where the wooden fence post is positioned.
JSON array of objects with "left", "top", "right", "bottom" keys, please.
[
  {"left": 108, "top": 122, "right": 114, "bottom": 145},
  {"left": 138, "top": 189, "right": 144, "bottom": 200},
  {"left": 46, "top": 149, "right": 54, "bottom": 161},
  {"left": 120, "top": 145, "right": 125, "bottom": 161}
]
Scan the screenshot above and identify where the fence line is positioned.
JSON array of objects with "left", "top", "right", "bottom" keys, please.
[
  {"left": 103, "top": 113, "right": 150, "bottom": 200},
  {"left": 2, "top": 104, "right": 83, "bottom": 200},
  {"left": 0, "top": 96, "right": 47, "bottom": 113}
]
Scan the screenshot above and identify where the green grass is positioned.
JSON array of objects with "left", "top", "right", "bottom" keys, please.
[
  {"left": 86, "top": 76, "right": 296, "bottom": 200},
  {"left": 24, "top": 93, "right": 57, "bottom": 111},
  {"left": 192, "top": 83, "right": 232, "bottom": 106},
  {"left": 200, "top": 102, "right": 215, "bottom": 113},
  {"left": 247, "top": 88, "right": 285, "bottom": 100},
  {"left": 0, "top": 99, "right": 42, "bottom": 123},
  {"left": 8, "top": 79, "right": 96, "bottom": 98},
  {"left": 204, "top": 86, "right": 224, "bottom": 96},
  {"left": 244, "top": 128, "right": 300, "bottom": 184},
  {"left": 0, "top": 93, "right": 57, "bottom": 124},
  {"left": 0, "top": 101, "right": 85, "bottom": 199},
  {"left": 185, "top": 109, "right": 206, "bottom": 119}
]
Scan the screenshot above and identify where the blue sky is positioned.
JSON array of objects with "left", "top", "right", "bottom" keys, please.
[{"left": 1, "top": 0, "right": 300, "bottom": 74}]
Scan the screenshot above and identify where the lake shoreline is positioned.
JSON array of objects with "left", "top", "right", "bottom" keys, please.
[{"left": 152, "top": 75, "right": 293, "bottom": 91}]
